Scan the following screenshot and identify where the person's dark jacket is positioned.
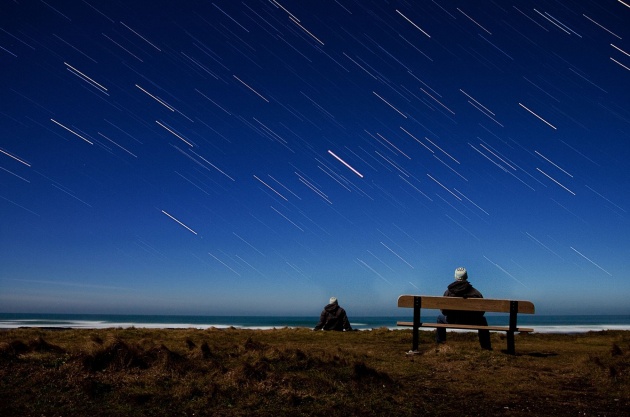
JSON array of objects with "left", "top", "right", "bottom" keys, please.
[
  {"left": 314, "top": 303, "right": 352, "bottom": 331},
  {"left": 441, "top": 280, "right": 485, "bottom": 323}
]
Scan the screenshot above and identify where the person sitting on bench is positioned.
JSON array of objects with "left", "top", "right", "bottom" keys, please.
[{"left": 437, "top": 267, "right": 492, "bottom": 350}]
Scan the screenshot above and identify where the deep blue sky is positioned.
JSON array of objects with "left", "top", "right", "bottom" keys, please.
[{"left": 1, "top": 0, "right": 629, "bottom": 316}]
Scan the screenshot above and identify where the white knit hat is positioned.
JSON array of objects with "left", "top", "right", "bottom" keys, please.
[
  {"left": 454, "top": 267, "right": 468, "bottom": 281},
  {"left": 329, "top": 297, "right": 338, "bottom": 305}
]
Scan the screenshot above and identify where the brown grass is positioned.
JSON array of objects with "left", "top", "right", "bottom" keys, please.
[{"left": 1, "top": 327, "right": 629, "bottom": 416}]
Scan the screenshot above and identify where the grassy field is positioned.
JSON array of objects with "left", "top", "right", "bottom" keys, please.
[{"left": 1, "top": 327, "right": 629, "bottom": 416}]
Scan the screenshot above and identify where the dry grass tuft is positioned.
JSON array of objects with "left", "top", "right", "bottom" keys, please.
[
  {"left": 588, "top": 342, "right": 630, "bottom": 383},
  {"left": 83, "top": 339, "right": 148, "bottom": 372}
]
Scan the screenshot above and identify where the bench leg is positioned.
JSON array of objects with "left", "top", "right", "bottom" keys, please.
[
  {"left": 412, "top": 327, "right": 419, "bottom": 352},
  {"left": 507, "top": 301, "right": 518, "bottom": 355},
  {"left": 507, "top": 331, "right": 515, "bottom": 355},
  {"left": 412, "top": 296, "right": 421, "bottom": 352}
]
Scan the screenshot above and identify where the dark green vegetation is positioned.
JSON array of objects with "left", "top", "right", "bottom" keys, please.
[{"left": 1, "top": 327, "right": 629, "bottom": 416}]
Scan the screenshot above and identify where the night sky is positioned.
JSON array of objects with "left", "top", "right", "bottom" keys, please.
[{"left": 1, "top": 0, "right": 629, "bottom": 316}]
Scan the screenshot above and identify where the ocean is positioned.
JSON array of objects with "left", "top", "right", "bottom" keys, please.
[{"left": 1, "top": 313, "right": 630, "bottom": 333}]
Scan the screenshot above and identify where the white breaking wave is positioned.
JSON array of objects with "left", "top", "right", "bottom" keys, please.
[{"left": 1, "top": 319, "right": 630, "bottom": 333}]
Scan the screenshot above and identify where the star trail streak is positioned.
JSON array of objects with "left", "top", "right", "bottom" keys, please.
[
  {"left": 156, "top": 120, "right": 194, "bottom": 147},
  {"left": 327, "top": 150, "right": 363, "bottom": 178},
  {"left": 136, "top": 85, "right": 175, "bottom": 111},
  {"left": 0, "top": 148, "right": 30, "bottom": 166},
  {"left": 161, "top": 210, "right": 198, "bottom": 235},
  {"left": 233, "top": 75, "right": 270, "bottom": 102},
  {"left": 395, "top": 10, "right": 431, "bottom": 38},
  {"left": 518, "top": 103, "right": 557, "bottom": 129},
  {"left": 50, "top": 119, "right": 93, "bottom": 145},
  {"left": 536, "top": 168, "right": 575, "bottom": 195},
  {"left": 372, "top": 92, "right": 408, "bottom": 118},
  {"left": 254, "top": 175, "right": 288, "bottom": 201},
  {"left": 570, "top": 247, "right": 612, "bottom": 276}
]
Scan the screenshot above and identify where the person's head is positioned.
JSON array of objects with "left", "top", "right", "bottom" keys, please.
[
  {"left": 329, "top": 296, "right": 338, "bottom": 305},
  {"left": 454, "top": 267, "right": 468, "bottom": 281}
]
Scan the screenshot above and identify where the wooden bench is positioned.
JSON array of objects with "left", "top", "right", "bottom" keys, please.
[{"left": 397, "top": 295, "right": 535, "bottom": 354}]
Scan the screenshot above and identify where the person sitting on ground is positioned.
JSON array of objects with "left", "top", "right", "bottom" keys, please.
[
  {"left": 436, "top": 267, "right": 492, "bottom": 350},
  {"left": 314, "top": 297, "right": 353, "bottom": 331}
]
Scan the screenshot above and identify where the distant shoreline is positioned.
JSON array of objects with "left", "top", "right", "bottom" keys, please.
[
  {"left": 1, "top": 312, "right": 629, "bottom": 333},
  {"left": 2, "top": 327, "right": 630, "bottom": 334}
]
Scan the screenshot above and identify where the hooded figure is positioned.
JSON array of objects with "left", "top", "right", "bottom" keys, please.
[
  {"left": 441, "top": 268, "right": 485, "bottom": 323},
  {"left": 437, "top": 267, "right": 492, "bottom": 349},
  {"left": 314, "top": 297, "right": 352, "bottom": 331}
]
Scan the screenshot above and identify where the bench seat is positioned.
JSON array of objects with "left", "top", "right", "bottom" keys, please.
[{"left": 396, "top": 321, "right": 534, "bottom": 333}]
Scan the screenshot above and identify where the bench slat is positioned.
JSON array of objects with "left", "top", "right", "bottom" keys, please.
[
  {"left": 396, "top": 321, "right": 533, "bottom": 333},
  {"left": 397, "top": 295, "right": 535, "bottom": 314}
]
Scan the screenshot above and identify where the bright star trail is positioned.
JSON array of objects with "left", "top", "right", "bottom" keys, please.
[
  {"left": 161, "top": 210, "right": 198, "bottom": 235},
  {"left": 327, "top": 150, "right": 364, "bottom": 178},
  {"left": 1, "top": 1, "right": 628, "bottom": 316}
]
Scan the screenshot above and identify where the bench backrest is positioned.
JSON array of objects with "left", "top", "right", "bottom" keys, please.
[{"left": 398, "top": 295, "right": 535, "bottom": 314}]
